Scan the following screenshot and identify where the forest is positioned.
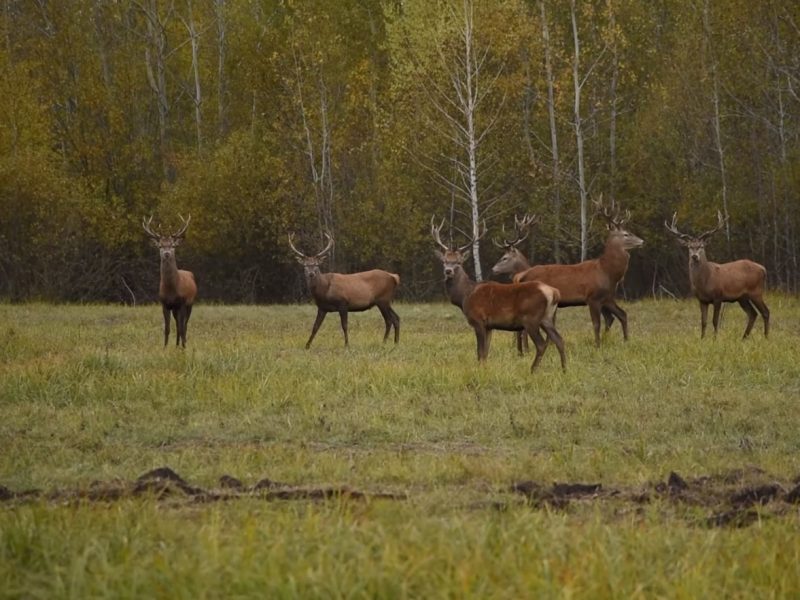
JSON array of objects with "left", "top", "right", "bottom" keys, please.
[{"left": 1, "top": 0, "right": 799, "bottom": 303}]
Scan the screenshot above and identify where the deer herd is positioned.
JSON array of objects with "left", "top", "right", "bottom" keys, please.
[{"left": 143, "top": 198, "right": 771, "bottom": 371}]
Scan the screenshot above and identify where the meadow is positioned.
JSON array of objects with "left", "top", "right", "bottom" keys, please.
[{"left": 1, "top": 298, "right": 800, "bottom": 598}]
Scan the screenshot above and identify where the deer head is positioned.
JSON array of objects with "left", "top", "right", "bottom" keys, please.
[
  {"left": 665, "top": 211, "right": 726, "bottom": 265},
  {"left": 288, "top": 231, "right": 335, "bottom": 284},
  {"left": 594, "top": 195, "right": 643, "bottom": 250},
  {"left": 143, "top": 215, "right": 191, "bottom": 263},
  {"left": 431, "top": 216, "right": 486, "bottom": 280},
  {"left": 491, "top": 214, "right": 538, "bottom": 276}
]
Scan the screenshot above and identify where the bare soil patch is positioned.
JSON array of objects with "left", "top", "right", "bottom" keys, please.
[{"left": 2, "top": 466, "right": 799, "bottom": 528}]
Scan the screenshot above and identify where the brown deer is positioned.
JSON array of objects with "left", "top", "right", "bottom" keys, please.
[
  {"left": 432, "top": 217, "right": 566, "bottom": 372},
  {"left": 288, "top": 231, "right": 400, "bottom": 348},
  {"left": 665, "top": 211, "right": 769, "bottom": 338},
  {"left": 142, "top": 215, "right": 198, "bottom": 348},
  {"left": 502, "top": 199, "right": 643, "bottom": 347},
  {"left": 490, "top": 213, "right": 538, "bottom": 355}
]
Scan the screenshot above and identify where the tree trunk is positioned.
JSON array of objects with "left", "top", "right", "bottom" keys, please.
[
  {"left": 571, "top": 0, "right": 588, "bottom": 261},
  {"left": 541, "top": 0, "right": 562, "bottom": 262}
]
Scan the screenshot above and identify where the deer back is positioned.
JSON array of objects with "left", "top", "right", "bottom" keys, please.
[
  {"left": 514, "top": 260, "right": 609, "bottom": 304},
  {"left": 463, "top": 281, "right": 557, "bottom": 328},
  {"left": 694, "top": 259, "right": 766, "bottom": 301},
  {"left": 312, "top": 269, "right": 399, "bottom": 309}
]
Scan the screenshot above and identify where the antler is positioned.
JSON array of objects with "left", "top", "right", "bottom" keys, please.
[
  {"left": 697, "top": 211, "right": 727, "bottom": 241},
  {"left": 430, "top": 216, "right": 450, "bottom": 251},
  {"left": 314, "top": 231, "right": 335, "bottom": 258},
  {"left": 664, "top": 212, "right": 693, "bottom": 242},
  {"left": 172, "top": 214, "right": 191, "bottom": 239},
  {"left": 288, "top": 231, "right": 334, "bottom": 259},
  {"left": 594, "top": 194, "right": 630, "bottom": 230},
  {"left": 493, "top": 213, "right": 538, "bottom": 248},
  {"left": 142, "top": 215, "right": 162, "bottom": 240},
  {"left": 287, "top": 232, "right": 307, "bottom": 258}
]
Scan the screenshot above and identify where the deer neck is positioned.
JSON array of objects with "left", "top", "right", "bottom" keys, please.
[
  {"left": 510, "top": 253, "right": 531, "bottom": 274},
  {"left": 160, "top": 255, "right": 180, "bottom": 294},
  {"left": 445, "top": 269, "right": 476, "bottom": 309},
  {"left": 689, "top": 256, "right": 713, "bottom": 291},
  {"left": 307, "top": 272, "right": 332, "bottom": 299},
  {"left": 598, "top": 237, "right": 630, "bottom": 282}
]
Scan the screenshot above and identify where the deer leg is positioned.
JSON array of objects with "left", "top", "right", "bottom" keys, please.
[
  {"left": 172, "top": 308, "right": 181, "bottom": 347},
  {"left": 514, "top": 331, "right": 528, "bottom": 356},
  {"left": 161, "top": 304, "right": 171, "bottom": 347},
  {"left": 605, "top": 301, "right": 629, "bottom": 340},
  {"left": 588, "top": 302, "right": 602, "bottom": 347},
  {"left": 183, "top": 304, "right": 193, "bottom": 347},
  {"left": 750, "top": 296, "right": 770, "bottom": 338},
  {"left": 305, "top": 308, "right": 327, "bottom": 349},
  {"left": 739, "top": 298, "right": 758, "bottom": 339},
  {"left": 528, "top": 328, "right": 547, "bottom": 371},
  {"left": 541, "top": 322, "right": 567, "bottom": 372},
  {"left": 474, "top": 326, "right": 489, "bottom": 362},
  {"left": 389, "top": 307, "right": 400, "bottom": 344},
  {"left": 378, "top": 305, "right": 392, "bottom": 342},
  {"left": 176, "top": 306, "right": 187, "bottom": 348},
  {"left": 601, "top": 306, "right": 615, "bottom": 332},
  {"left": 700, "top": 302, "right": 709, "bottom": 338},
  {"left": 712, "top": 301, "right": 722, "bottom": 336},
  {"left": 338, "top": 310, "right": 349, "bottom": 347}
]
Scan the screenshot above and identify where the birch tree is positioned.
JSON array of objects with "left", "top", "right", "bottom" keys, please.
[
  {"left": 570, "top": 0, "right": 589, "bottom": 260},
  {"left": 420, "top": 0, "right": 504, "bottom": 281}
]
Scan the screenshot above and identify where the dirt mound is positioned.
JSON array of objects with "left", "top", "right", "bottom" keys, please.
[
  {"left": 3, "top": 466, "right": 800, "bottom": 528},
  {"left": 0, "top": 467, "right": 407, "bottom": 506},
  {"left": 510, "top": 467, "right": 800, "bottom": 528}
]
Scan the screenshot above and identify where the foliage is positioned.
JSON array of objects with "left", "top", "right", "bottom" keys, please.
[{"left": 1, "top": 0, "right": 800, "bottom": 300}]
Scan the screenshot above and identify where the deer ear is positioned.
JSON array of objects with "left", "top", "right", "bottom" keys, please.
[
  {"left": 462, "top": 248, "right": 471, "bottom": 261},
  {"left": 433, "top": 249, "right": 444, "bottom": 261},
  {"left": 172, "top": 237, "right": 183, "bottom": 247}
]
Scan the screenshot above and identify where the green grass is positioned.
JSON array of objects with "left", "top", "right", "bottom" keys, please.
[{"left": 1, "top": 299, "right": 800, "bottom": 598}]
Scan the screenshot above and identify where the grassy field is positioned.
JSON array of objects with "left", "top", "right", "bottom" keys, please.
[{"left": 1, "top": 298, "right": 800, "bottom": 598}]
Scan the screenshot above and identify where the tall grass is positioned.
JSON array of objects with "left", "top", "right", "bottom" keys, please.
[{"left": 1, "top": 299, "right": 799, "bottom": 597}]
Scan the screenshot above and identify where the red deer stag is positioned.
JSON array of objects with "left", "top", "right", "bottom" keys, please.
[
  {"left": 432, "top": 217, "right": 566, "bottom": 372},
  {"left": 288, "top": 232, "right": 400, "bottom": 348},
  {"left": 502, "top": 199, "right": 643, "bottom": 347},
  {"left": 142, "top": 215, "right": 198, "bottom": 348},
  {"left": 665, "top": 211, "right": 769, "bottom": 338},
  {"left": 490, "top": 213, "right": 539, "bottom": 355},
  {"left": 492, "top": 213, "right": 625, "bottom": 336}
]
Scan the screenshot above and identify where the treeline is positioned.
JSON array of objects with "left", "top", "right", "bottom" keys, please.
[{"left": 1, "top": 0, "right": 799, "bottom": 303}]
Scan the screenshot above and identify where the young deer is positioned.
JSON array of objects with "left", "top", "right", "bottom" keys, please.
[
  {"left": 288, "top": 232, "right": 400, "bottom": 348},
  {"left": 432, "top": 217, "right": 566, "bottom": 372},
  {"left": 142, "top": 215, "right": 198, "bottom": 348},
  {"left": 665, "top": 211, "right": 769, "bottom": 338},
  {"left": 502, "top": 199, "right": 643, "bottom": 347}
]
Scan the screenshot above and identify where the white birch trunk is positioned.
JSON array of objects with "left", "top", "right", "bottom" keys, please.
[{"left": 571, "top": 0, "right": 589, "bottom": 261}]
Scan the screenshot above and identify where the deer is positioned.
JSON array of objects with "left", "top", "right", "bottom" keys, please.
[
  {"left": 491, "top": 213, "right": 624, "bottom": 341},
  {"left": 499, "top": 198, "right": 644, "bottom": 347},
  {"left": 489, "top": 213, "right": 539, "bottom": 355},
  {"left": 142, "top": 215, "right": 198, "bottom": 348},
  {"left": 288, "top": 231, "right": 400, "bottom": 349},
  {"left": 665, "top": 211, "right": 769, "bottom": 339},
  {"left": 432, "top": 217, "right": 566, "bottom": 372}
]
